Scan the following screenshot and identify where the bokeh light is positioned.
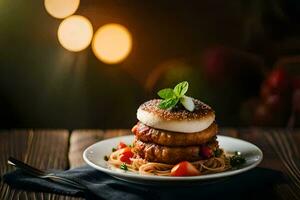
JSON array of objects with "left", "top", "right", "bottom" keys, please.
[
  {"left": 92, "top": 24, "right": 132, "bottom": 64},
  {"left": 44, "top": 0, "right": 80, "bottom": 19},
  {"left": 57, "top": 15, "right": 93, "bottom": 52}
]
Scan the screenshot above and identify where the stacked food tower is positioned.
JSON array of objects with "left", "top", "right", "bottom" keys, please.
[{"left": 131, "top": 82, "right": 219, "bottom": 164}]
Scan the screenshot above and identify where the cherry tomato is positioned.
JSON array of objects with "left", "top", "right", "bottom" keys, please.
[
  {"left": 122, "top": 151, "right": 134, "bottom": 158},
  {"left": 119, "top": 147, "right": 131, "bottom": 153},
  {"left": 170, "top": 161, "right": 200, "bottom": 176},
  {"left": 119, "top": 147, "right": 134, "bottom": 158},
  {"left": 201, "top": 146, "right": 213, "bottom": 158},
  {"left": 117, "top": 142, "right": 127, "bottom": 150},
  {"left": 120, "top": 155, "right": 131, "bottom": 164}
]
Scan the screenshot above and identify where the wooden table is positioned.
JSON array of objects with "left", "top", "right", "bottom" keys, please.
[{"left": 0, "top": 129, "right": 299, "bottom": 199}]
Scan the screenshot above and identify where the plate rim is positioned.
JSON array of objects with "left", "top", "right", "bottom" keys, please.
[{"left": 83, "top": 135, "right": 263, "bottom": 181}]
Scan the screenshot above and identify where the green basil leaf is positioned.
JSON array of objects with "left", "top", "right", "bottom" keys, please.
[
  {"left": 157, "top": 88, "right": 175, "bottom": 99},
  {"left": 174, "top": 81, "right": 189, "bottom": 97},
  {"left": 158, "top": 98, "right": 179, "bottom": 109}
]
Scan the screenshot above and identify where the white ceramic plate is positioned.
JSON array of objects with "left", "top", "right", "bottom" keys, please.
[{"left": 83, "top": 135, "right": 263, "bottom": 185}]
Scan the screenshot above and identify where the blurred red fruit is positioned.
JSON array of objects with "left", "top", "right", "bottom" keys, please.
[
  {"left": 267, "top": 68, "right": 289, "bottom": 92},
  {"left": 260, "top": 82, "right": 274, "bottom": 101},
  {"left": 265, "top": 94, "right": 281, "bottom": 109}
]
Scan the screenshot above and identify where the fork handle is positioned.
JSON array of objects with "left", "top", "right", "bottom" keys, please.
[{"left": 45, "top": 175, "right": 86, "bottom": 190}]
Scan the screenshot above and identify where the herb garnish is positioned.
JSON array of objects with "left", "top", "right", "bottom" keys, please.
[
  {"left": 214, "top": 148, "right": 223, "bottom": 157},
  {"left": 230, "top": 152, "right": 246, "bottom": 167},
  {"left": 120, "top": 163, "right": 128, "bottom": 171},
  {"left": 104, "top": 155, "right": 109, "bottom": 161},
  {"left": 157, "top": 81, "right": 195, "bottom": 111},
  {"left": 112, "top": 148, "right": 116, "bottom": 152}
]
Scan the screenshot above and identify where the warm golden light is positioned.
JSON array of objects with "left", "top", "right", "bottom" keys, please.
[
  {"left": 92, "top": 24, "right": 132, "bottom": 64},
  {"left": 57, "top": 15, "right": 93, "bottom": 52},
  {"left": 44, "top": 0, "right": 80, "bottom": 19}
]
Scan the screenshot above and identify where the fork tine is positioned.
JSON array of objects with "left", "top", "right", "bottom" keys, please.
[
  {"left": 7, "top": 157, "right": 87, "bottom": 190},
  {"left": 8, "top": 157, "right": 45, "bottom": 176},
  {"left": 44, "top": 175, "right": 86, "bottom": 190}
]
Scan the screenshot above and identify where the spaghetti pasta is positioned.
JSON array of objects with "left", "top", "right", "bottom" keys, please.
[{"left": 107, "top": 148, "right": 231, "bottom": 176}]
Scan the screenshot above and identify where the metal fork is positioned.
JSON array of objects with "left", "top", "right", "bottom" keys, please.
[
  {"left": 264, "top": 130, "right": 300, "bottom": 199},
  {"left": 8, "top": 157, "right": 86, "bottom": 190}
]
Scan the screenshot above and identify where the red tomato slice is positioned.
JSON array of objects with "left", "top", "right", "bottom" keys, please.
[
  {"left": 120, "top": 155, "right": 131, "bottom": 164},
  {"left": 170, "top": 161, "right": 200, "bottom": 176},
  {"left": 119, "top": 147, "right": 131, "bottom": 153},
  {"left": 121, "top": 151, "right": 134, "bottom": 158},
  {"left": 119, "top": 147, "right": 134, "bottom": 158},
  {"left": 117, "top": 142, "right": 127, "bottom": 150}
]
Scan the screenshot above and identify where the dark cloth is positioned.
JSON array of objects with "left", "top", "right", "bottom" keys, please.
[{"left": 3, "top": 165, "right": 283, "bottom": 200}]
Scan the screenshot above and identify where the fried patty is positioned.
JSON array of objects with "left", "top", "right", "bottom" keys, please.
[
  {"left": 133, "top": 137, "right": 219, "bottom": 164},
  {"left": 132, "top": 122, "right": 217, "bottom": 147}
]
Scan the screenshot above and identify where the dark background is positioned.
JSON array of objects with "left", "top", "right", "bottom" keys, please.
[{"left": 0, "top": 0, "right": 299, "bottom": 129}]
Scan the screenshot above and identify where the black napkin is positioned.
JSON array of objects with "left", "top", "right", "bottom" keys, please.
[{"left": 3, "top": 165, "right": 283, "bottom": 200}]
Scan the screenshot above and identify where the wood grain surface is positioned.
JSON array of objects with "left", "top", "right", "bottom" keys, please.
[
  {"left": 0, "top": 130, "right": 81, "bottom": 200},
  {"left": 0, "top": 129, "right": 299, "bottom": 200}
]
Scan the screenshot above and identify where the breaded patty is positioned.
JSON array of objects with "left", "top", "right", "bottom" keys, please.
[
  {"left": 132, "top": 122, "right": 218, "bottom": 147},
  {"left": 133, "top": 137, "right": 218, "bottom": 164}
]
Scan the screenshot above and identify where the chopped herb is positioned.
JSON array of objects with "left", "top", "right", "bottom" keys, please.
[
  {"left": 128, "top": 144, "right": 132, "bottom": 148},
  {"left": 112, "top": 148, "right": 116, "bottom": 152},
  {"left": 104, "top": 155, "right": 109, "bottom": 161},
  {"left": 214, "top": 148, "right": 223, "bottom": 157},
  {"left": 120, "top": 163, "right": 128, "bottom": 171},
  {"left": 230, "top": 152, "right": 246, "bottom": 167}
]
